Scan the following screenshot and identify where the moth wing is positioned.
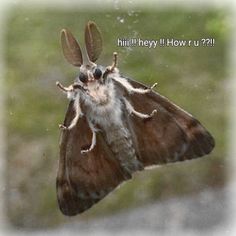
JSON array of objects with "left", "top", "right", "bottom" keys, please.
[
  {"left": 119, "top": 77, "right": 215, "bottom": 167},
  {"left": 56, "top": 101, "right": 128, "bottom": 216}
]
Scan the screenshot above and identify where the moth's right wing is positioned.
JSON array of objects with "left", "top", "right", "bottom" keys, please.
[
  {"left": 56, "top": 101, "right": 128, "bottom": 216},
  {"left": 114, "top": 76, "right": 215, "bottom": 168}
]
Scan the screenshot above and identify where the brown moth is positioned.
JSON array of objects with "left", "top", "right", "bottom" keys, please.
[{"left": 56, "top": 21, "right": 215, "bottom": 216}]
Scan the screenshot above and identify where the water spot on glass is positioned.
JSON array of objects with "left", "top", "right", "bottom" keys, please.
[
  {"left": 117, "top": 16, "right": 125, "bottom": 24},
  {"left": 132, "top": 30, "right": 138, "bottom": 38},
  {"left": 128, "top": 10, "right": 135, "bottom": 17},
  {"left": 126, "top": 47, "right": 133, "bottom": 52}
]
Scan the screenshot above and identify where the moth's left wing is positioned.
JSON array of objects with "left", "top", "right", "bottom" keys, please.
[
  {"left": 57, "top": 101, "right": 129, "bottom": 216},
  {"left": 116, "top": 76, "right": 215, "bottom": 167}
]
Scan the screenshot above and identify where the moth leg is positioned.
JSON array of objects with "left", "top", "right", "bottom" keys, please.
[
  {"left": 107, "top": 52, "right": 118, "bottom": 71},
  {"left": 103, "top": 52, "right": 118, "bottom": 79},
  {"left": 59, "top": 124, "right": 67, "bottom": 130},
  {"left": 149, "top": 82, "right": 158, "bottom": 90},
  {"left": 58, "top": 96, "right": 82, "bottom": 130},
  {"left": 124, "top": 98, "right": 157, "bottom": 120},
  {"left": 139, "top": 82, "right": 158, "bottom": 93},
  {"left": 113, "top": 77, "right": 157, "bottom": 94},
  {"left": 67, "top": 97, "right": 82, "bottom": 130},
  {"left": 81, "top": 121, "right": 97, "bottom": 154}
]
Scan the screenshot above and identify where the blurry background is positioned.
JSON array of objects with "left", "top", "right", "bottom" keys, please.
[{"left": 4, "top": 2, "right": 229, "bottom": 233}]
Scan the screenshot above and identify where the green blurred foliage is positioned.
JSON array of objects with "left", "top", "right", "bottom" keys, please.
[{"left": 5, "top": 7, "right": 229, "bottom": 228}]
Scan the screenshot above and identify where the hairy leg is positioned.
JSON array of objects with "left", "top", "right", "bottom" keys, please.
[
  {"left": 123, "top": 98, "right": 157, "bottom": 119},
  {"left": 59, "top": 96, "right": 82, "bottom": 130},
  {"left": 113, "top": 76, "right": 157, "bottom": 94},
  {"left": 81, "top": 121, "right": 97, "bottom": 154}
]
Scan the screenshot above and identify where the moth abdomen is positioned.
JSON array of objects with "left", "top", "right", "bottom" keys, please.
[{"left": 104, "top": 124, "right": 143, "bottom": 176}]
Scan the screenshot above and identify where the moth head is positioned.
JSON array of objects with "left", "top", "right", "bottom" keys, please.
[
  {"left": 77, "top": 65, "right": 105, "bottom": 85},
  {"left": 60, "top": 21, "right": 118, "bottom": 86}
]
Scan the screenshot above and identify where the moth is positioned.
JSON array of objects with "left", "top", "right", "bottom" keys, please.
[{"left": 56, "top": 21, "right": 215, "bottom": 216}]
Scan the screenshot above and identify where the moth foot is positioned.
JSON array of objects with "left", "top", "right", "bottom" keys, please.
[
  {"left": 56, "top": 81, "right": 73, "bottom": 93},
  {"left": 59, "top": 124, "right": 68, "bottom": 130},
  {"left": 151, "top": 82, "right": 158, "bottom": 90},
  {"left": 150, "top": 109, "right": 157, "bottom": 117},
  {"left": 143, "top": 109, "right": 157, "bottom": 121},
  {"left": 81, "top": 149, "right": 91, "bottom": 155},
  {"left": 81, "top": 144, "right": 96, "bottom": 154},
  {"left": 145, "top": 83, "right": 158, "bottom": 93}
]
